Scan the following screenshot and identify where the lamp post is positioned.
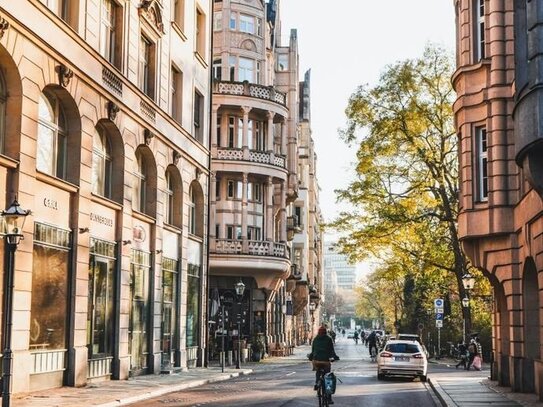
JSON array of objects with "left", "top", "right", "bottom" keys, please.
[
  {"left": 234, "top": 279, "right": 245, "bottom": 369},
  {"left": 462, "top": 273, "right": 476, "bottom": 343},
  {"left": 309, "top": 302, "right": 316, "bottom": 339},
  {"left": 0, "top": 198, "right": 30, "bottom": 407}
]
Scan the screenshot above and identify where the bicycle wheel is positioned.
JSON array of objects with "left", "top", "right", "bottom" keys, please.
[{"left": 320, "top": 380, "right": 329, "bottom": 407}]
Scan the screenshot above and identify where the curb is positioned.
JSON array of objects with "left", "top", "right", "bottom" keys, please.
[
  {"left": 98, "top": 369, "right": 254, "bottom": 406},
  {"left": 428, "top": 377, "right": 457, "bottom": 407}
]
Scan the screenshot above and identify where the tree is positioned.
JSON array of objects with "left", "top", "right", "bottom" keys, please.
[{"left": 331, "top": 44, "right": 487, "bottom": 341}]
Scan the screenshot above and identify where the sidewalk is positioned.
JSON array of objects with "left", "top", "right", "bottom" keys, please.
[
  {"left": 12, "top": 346, "right": 311, "bottom": 407},
  {"left": 429, "top": 357, "right": 543, "bottom": 407}
]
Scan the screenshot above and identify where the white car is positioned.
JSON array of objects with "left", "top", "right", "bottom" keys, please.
[{"left": 377, "top": 339, "right": 428, "bottom": 381}]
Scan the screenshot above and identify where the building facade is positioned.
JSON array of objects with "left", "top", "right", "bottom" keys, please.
[
  {"left": 323, "top": 242, "right": 357, "bottom": 318},
  {"left": 208, "top": 0, "right": 323, "bottom": 354},
  {"left": 454, "top": 0, "right": 543, "bottom": 398},
  {"left": 0, "top": 0, "right": 211, "bottom": 394}
]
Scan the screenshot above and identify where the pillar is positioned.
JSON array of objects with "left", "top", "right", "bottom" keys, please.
[{"left": 266, "top": 177, "right": 274, "bottom": 241}]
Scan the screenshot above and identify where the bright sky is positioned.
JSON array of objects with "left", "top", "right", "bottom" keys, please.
[{"left": 279, "top": 1, "right": 456, "bottom": 225}]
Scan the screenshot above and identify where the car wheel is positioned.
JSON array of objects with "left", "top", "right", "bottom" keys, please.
[
  {"left": 377, "top": 373, "right": 385, "bottom": 380},
  {"left": 420, "top": 375, "right": 427, "bottom": 382}
]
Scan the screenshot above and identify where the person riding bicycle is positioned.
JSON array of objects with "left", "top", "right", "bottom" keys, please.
[
  {"left": 309, "top": 326, "right": 339, "bottom": 405},
  {"left": 367, "top": 330, "right": 379, "bottom": 359},
  {"left": 353, "top": 330, "right": 359, "bottom": 344}
]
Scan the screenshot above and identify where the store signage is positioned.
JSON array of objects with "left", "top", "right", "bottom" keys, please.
[
  {"left": 90, "top": 213, "right": 113, "bottom": 227},
  {"left": 43, "top": 197, "right": 59, "bottom": 210},
  {"left": 133, "top": 225, "right": 146, "bottom": 242}
]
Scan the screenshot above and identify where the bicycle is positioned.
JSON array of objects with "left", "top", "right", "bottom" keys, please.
[
  {"left": 369, "top": 344, "right": 378, "bottom": 362},
  {"left": 313, "top": 357, "right": 338, "bottom": 406}
]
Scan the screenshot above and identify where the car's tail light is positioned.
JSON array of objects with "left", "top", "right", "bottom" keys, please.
[
  {"left": 380, "top": 351, "right": 393, "bottom": 358},
  {"left": 412, "top": 353, "right": 424, "bottom": 359}
]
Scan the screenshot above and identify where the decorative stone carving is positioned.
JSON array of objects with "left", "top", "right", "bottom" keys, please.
[
  {"left": 56, "top": 64, "right": 73, "bottom": 87},
  {"left": 144, "top": 129, "right": 154, "bottom": 145},
  {"left": 0, "top": 17, "right": 9, "bottom": 40},
  {"left": 241, "top": 39, "right": 257, "bottom": 52},
  {"left": 139, "top": 0, "right": 164, "bottom": 35},
  {"left": 173, "top": 151, "right": 181, "bottom": 166},
  {"left": 195, "top": 167, "right": 202, "bottom": 179},
  {"left": 107, "top": 101, "right": 120, "bottom": 121}
]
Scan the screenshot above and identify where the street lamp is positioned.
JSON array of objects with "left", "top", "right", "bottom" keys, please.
[
  {"left": 462, "top": 273, "right": 476, "bottom": 343},
  {"left": 0, "top": 198, "right": 30, "bottom": 407},
  {"left": 309, "top": 302, "right": 316, "bottom": 338},
  {"left": 234, "top": 279, "right": 245, "bottom": 369}
]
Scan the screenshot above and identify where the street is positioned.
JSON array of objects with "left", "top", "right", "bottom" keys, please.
[{"left": 129, "top": 336, "right": 445, "bottom": 407}]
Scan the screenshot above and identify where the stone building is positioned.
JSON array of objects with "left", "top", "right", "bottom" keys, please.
[
  {"left": 454, "top": 0, "right": 543, "bottom": 397},
  {"left": 0, "top": 0, "right": 211, "bottom": 394},
  {"left": 208, "top": 0, "right": 323, "bottom": 352}
]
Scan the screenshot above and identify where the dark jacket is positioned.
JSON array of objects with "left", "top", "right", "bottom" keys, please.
[{"left": 311, "top": 333, "right": 336, "bottom": 361}]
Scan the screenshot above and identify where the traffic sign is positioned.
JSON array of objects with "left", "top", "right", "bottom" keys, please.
[
  {"left": 436, "top": 320, "right": 443, "bottom": 328},
  {"left": 434, "top": 298, "right": 444, "bottom": 308},
  {"left": 435, "top": 313, "right": 444, "bottom": 320},
  {"left": 435, "top": 307, "right": 444, "bottom": 314}
]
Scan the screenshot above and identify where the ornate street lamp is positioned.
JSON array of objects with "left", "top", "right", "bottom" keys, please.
[
  {"left": 0, "top": 198, "right": 30, "bottom": 407},
  {"left": 461, "top": 273, "right": 476, "bottom": 343},
  {"left": 234, "top": 279, "right": 245, "bottom": 369}
]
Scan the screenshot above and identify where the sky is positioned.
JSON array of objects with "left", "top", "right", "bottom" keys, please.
[{"left": 279, "top": 0, "right": 457, "bottom": 226}]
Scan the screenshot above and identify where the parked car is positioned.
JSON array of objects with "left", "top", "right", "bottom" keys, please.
[
  {"left": 346, "top": 329, "right": 355, "bottom": 339},
  {"left": 377, "top": 339, "right": 428, "bottom": 381}
]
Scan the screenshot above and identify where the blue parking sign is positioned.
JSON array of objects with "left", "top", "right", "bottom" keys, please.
[{"left": 436, "top": 313, "right": 444, "bottom": 320}]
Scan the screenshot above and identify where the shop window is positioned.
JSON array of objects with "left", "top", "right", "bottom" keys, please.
[
  {"left": 186, "top": 239, "right": 201, "bottom": 348},
  {"left": 164, "top": 166, "right": 182, "bottom": 227},
  {"left": 37, "top": 91, "right": 67, "bottom": 179},
  {"left": 99, "top": 0, "right": 122, "bottom": 68},
  {"left": 162, "top": 257, "right": 178, "bottom": 368},
  {"left": 30, "top": 223, "right": 71, "bottom": 351},
  {"left": 139, "top": 34, "right": 156, "bottom": 99},
  {"left": 88, "top": 238, "right": 116, "bottom": 360},
  {"left": 171, "top": 65, "right": 183, "bottom": 123},
  {"left": 130, "top": 249, "right": 151, "bottom": 372},
  {"left": 92, "top": 128, "right": 113, "bottom": 198}
]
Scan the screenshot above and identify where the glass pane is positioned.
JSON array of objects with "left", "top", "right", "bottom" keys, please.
[
  {"left": 186, "top": 274, "right": 200, "bottom": 347},
  {"left": 30, "top": 245, "right": 69, "bottom": 350},
  {"left": 37, "top": 124, "right": 55, "bottom": 174}
]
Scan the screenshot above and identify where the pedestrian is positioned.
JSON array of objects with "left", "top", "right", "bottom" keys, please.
[
  {"left": 353, "top": 330, "right": 359, "bottom": 344},
  {"left": 330, "top": 330, "right": 336, "bottom": 343},
  {"left": 466, "top": 339, "right": 477, "bottom": 370},
  {"left": 472, "top": 337, "right": 483, "bottom": 371},
  {"left": 455, "top": 340, "right": 468, "bottom": 369},
  {"left": 341, "top": 329, "right": 345, "bottom": 337}
]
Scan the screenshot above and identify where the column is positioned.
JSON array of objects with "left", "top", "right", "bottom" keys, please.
[
  {"left": 281, "top": 120, "right": 287, "bottom": 156},
  {"left": 266, "top": 177, "right": 274, "bottom": 241},
  {"left": 280, "top": 181, "right": 287, "bottom": 242},
  {"left": 211, "top": 105, "right": 219, "bottom": 147},
  {"left": 210, "top": 172, "right": 217, "bottom": 251},
  {"left": 267, "top": 112, "right": 275, "bottom": 152},
  {"left": 241, "top": 173, "right": 248, "bottom": 252},
  {"left": 242, "top": 106, "right": 251, "bottom": 160}
]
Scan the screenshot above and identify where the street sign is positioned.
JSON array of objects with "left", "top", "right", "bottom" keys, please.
[
  {"left": 435, "top": 313, "right": 444, "bottom": 320},
  {"left": 435, "top": 307, "right": 444, "bottom": 314},
  {"left": 434, "top": 298, "right": 444, "bottom": 308},
  {"left": 436, "top": 320, "right": 443, "bottom": 328}
]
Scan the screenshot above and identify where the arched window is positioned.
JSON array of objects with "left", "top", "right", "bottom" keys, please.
[
  {"left": 134, "top": 150, "right": 147, "bottom": 213},
  {"left": 92, "top": 128, "right": 112, "bottom": 198},
  {"left": 164, "top": 166, "right": 183, "bottom": 227},
  {"left": 37, "top": 91, "right": 67, "bottom": 178},
  {"left": 188, "top": 185, "right": 196, "bottom": 235}
]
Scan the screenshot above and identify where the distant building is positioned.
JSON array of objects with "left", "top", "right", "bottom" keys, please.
[{"left": 323, "top": 241, "right": 357, "bottom": 316}]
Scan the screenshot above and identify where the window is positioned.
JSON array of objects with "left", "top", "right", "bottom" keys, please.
[
  {"left": 92, "top": 128, "right": 113, "bottom": 198},
  {"left": 46, "top": 0, "right": 77, "bottom": 28},
  {"left": 239, "top": 14, "right": 255, "bottom": 34},
  {"left": 277, "top": 54, "right": 288, "bottom": 71},
  {"left": 165, "top": 170, "right": 174, "bottom": 224},
  {"left": 247, "top": 226, "right": 261, "bottom": 241},
  {"left": 227, "top": 180, "right": 242, "bottom": 199},
  {"left": 476, "top": 127, "right": 488, "bottom": 201},
  {"left": 229, "top": 56, "right": 236, "bottom": 81},
  {"left": 139, "top": 35, "right": 155, "bottom": 99},
  {"left": 247, "top": 182, "right": 261, "bottom": 202},
  {"left": 226, "top": 225, "right": 242, "bottom": 240},
  {"left": 229, "top": 13, "right": 236, "bottom": 30},
  {"left": 186, "top": 239, "right": 202, "bottom": 348},
  {"left": 134, "top": 151, "right": 147, "bottom": 213},
  {"left": 213, "top": 11, "right": 222, "bottom": 31},
  {"left": 195, "top": 8, "right": 206, "bottom": 57},
  {"left": 88, "top": 238, "right": 116, "bottom": 359},
  {"left": 213, "top": 58, "right": 222, "bottom": 81},
  {"left": 239, "top": 57, "right": 254, "bottom": 82},
  {"left": 99, "top": 0, "right": 121, "bottom": 68},
  {"left": 171, "top": 66, "right": 183, "bottom": 123},
  {"left": 30, "top": 223, "right": 71, "bottom": 351},
  {"left": 173, "top": 0, "right": 185, "bottom": 31},
  {"left": 193, "top": 90, "right": 204, "bottom": 142},
  {"left": 37, "top": 92, "right": 67, "bottom": 179},
  {"left": 474, "top": 0, "right": 485, "bottom": 61},
  {"left": 130, "top": 249, "right": 150, "bottom": 371},
  {"left": 295, "top": 206, "right": 302, "bottom": 227},
  {"left": 162, "top": 257, "right": 178, "bottom": 366},
  {"left": 253, "top": 120, "right": 264, "bottom": 150},
  {"left": 216, "top": 116, "right": 222, "bottom": 146},
  {"left": 215, "top": 175, "right": 221, "bottom": 199},
  {"left": 189, "top": 185, "right": 196, "bottom": 235}
]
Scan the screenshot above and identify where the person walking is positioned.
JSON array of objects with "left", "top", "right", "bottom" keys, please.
[
  {"left": 455, "top": 340, "right": 468, "bottom": 369},
  {"left": 466, "top": 339, "right": 477, "bottom": 370}
]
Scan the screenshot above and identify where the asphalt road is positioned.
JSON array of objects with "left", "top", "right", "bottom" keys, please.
[{"left": 129, "top": 337, "right": 442, "bottom": 407}]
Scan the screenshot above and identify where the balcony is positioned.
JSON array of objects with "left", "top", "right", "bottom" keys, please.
[
  {"left": 213, "top": 80, "right": 287, "bottom": 107},
  {"left": 216, "top": 147, "right": 286, "bottom": 169},
  {"left": 213, "top": 239, "right": 289, "bottom": 259}
]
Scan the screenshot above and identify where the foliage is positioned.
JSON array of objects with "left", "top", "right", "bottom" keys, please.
[{"left": 330, "top": 43, "right": 491, "bottom": 342}]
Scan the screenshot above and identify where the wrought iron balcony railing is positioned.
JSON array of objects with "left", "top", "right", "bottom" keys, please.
[{"left": 213, "top": 239, "right": 289, "bottom": 259}]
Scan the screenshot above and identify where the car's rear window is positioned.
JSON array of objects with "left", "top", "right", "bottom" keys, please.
[{"left": 385, "top": 343, "right": 420, "bottom": 354}]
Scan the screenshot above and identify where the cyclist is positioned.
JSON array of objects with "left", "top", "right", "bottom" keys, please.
[
  {"left": 310, "top": 326, "right": 339, "bottom": 405},
  {"left": 353, "top": 330, "right": 359, "bottom": 345},
  {"left": 367, "top": 330, "right": 379, "bottom": 361}
]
